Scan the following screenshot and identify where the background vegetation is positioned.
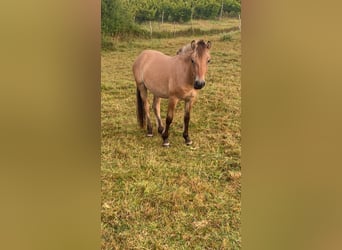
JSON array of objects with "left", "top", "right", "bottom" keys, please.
[
  {"left": 101, "top": 1, "right": 241, "bottom": 249},
  {"left": 102, "top": 0, "right": 241, "bottom": 38}
]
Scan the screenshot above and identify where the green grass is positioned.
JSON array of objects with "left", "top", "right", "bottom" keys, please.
[{"left": 101, "top": 19, "right": 241, "bottom": 249}]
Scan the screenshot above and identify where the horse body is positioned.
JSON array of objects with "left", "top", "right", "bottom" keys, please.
[
  {"left": 133, "top": 40, "right": 212, "bottom": 146},
  {"left": 133, "top": 50, "right": 194, "bottom": 100}
]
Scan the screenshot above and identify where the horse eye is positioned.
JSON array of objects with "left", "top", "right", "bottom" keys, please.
[
  {"left": 208, "top": 59, "right": 211, "bottom": 63},
  {"left": 191, "top": 58, "right": 195, "bottom": 64}
]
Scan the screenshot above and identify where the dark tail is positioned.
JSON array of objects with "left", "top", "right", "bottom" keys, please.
[{"left": 136, "top": 87, "right": 145, "bottom": 128}]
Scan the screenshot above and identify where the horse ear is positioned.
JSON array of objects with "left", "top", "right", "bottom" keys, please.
[
  {"left": 191, "top": 40, "right": 196, "bottom": 50},
  {"left": 207, "top": 41, "right": 212, "bottom": 49}
]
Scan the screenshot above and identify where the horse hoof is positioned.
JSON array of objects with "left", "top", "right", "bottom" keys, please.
[
  {"left": 146, "top": 134, "right": 153, "bottom": 137},
  {"left": 185, "top": 140, "right": 193, "bottom": 146},
  {"left": 162, "top": 142, "right": 170, "bottom": 147}
]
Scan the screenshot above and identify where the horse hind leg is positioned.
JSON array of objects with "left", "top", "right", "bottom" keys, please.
[
  {"left": 137, "top": 84, "right": 153, "bottom": 136},
  {"left": 152, "top": 96, "right": 164, "bottom": 134}
]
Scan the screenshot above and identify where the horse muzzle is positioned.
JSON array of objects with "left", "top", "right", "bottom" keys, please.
[{"left": 194, "top": 80, "right": 205, "bottom": 89}]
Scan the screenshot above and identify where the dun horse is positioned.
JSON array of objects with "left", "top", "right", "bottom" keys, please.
[{"left": 133, "top": 40, "right": 212, "bottom": 146}]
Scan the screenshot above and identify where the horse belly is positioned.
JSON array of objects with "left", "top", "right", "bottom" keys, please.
[
  {"left": 143, "top": 63, "right": 170, "bottom": 98},
  {"left": 144, "top": 79, "right": 169, "bottom": 99}
]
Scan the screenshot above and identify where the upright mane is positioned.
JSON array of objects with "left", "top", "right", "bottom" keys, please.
[
  {"left": 195, "top": 40, "right": 207, "bottom": 57},
  {"left": 176, "top": 43, "right": 192, "bottom": 55},
  {"left": 176, "top": 40, "right": 208, "bottom": 57}
]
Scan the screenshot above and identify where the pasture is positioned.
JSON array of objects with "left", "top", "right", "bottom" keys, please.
[{"left": 101, "top": 19, "right": 241, "bottom": 249}]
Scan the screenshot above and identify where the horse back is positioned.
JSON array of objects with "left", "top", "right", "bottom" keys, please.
[
  {"left": 133, "top": 50, "right": 171, "bottom": 68},
  {"left": 133, "top": 50, "right": 174, "bottom": 98}
]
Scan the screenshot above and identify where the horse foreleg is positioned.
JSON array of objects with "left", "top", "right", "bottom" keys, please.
[
  {"left": 162, "top": 97, "right": 178, "bottom": 147},
  {"left": 152, "top": 96, "right": 164, "bottom": 134},
  {"left": 183, "top": 99, "right": 194, "bottom": 145}
]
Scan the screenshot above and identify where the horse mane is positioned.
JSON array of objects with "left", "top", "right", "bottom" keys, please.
[
  {"left": 176, "top": 40, "right": 207, "bottom": 57},
  {"left": 195, "top": 40, "right": 207, "bottom": 57},
  {"left": 176, "top": 43, "right": 192, "bottom": 55}
]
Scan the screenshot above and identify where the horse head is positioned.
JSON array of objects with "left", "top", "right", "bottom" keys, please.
[{"left": 190, "top": 40, "right": 212, "bottom": 89}]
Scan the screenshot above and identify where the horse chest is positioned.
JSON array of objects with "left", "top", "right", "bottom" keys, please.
[{"left": 179, "top": 88, "right": 197, "bottom": 101}]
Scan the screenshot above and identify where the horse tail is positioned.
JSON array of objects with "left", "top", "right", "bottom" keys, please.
[{"left": 136, "top": 87, "right": 145, "bottom": 128}]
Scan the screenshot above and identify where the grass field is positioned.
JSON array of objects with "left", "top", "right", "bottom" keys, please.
[
  {"left": 139, "top": 18, "right": 240, "bottom": 34},
  {"left": 101, "top": 18, "right": 241, "bottom": 249}
]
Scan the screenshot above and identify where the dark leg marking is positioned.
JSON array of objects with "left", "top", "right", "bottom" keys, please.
[
  {"left": 161, "top": 98, "right": 178, "bottom": 147},
  {"left": 162, "top": 116, "right": 172, "bottom": 147},
  {"left": 183, "top": 100, "right": 193, "bottom": 145}
]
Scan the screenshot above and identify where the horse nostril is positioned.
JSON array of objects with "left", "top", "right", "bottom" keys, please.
[{"left": 194, "top": 80, "right": 205, "bottom": 89}]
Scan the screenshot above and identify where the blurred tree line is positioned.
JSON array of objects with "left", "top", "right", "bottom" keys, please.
[{"left": 102, "top": 0, "right": 241, "bottom": 36}]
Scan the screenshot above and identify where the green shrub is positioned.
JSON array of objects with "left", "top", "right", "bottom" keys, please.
[
  {"left": 194, "top": 3, "right": 221, "bottom": 19},
  {"left": 170, "top": 6, "right": 191, "bottom": 23},
  {"left": 101, "top": 0, "right": 134, "bottom": 36},
  {"left": 101, "top": 39, "right": 113, "bottom": 50},
  {"left": 221, "top": 33, "right": 233, "bottom": 41},
  {"left": 223, "top": 0, "right": 241, "bottom": 17}
]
